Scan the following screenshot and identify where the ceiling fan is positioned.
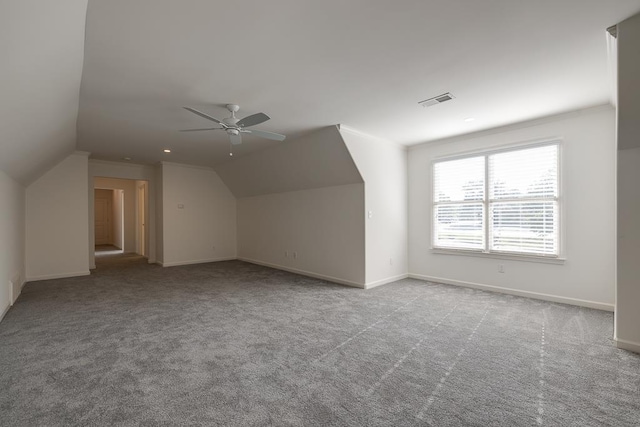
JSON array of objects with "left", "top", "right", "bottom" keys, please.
[{"left": 181, "top": 104, "right": 286, "bottom": 148}]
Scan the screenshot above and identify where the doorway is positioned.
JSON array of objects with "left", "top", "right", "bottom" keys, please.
[
  {"left": 94, "top": 188, "right": 124, "bottom": 257},
  {"left": 93, "top": 177, "right": 148, "bottom": 260},
  {"left": 94, "top": 189, "right": 114, "bottom": 246}
]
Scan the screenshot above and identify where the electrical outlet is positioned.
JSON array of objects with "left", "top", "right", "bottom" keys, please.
[
  {"left": 498, "top": 264, "right": 505, "bottom": 273},
  {"left": 293, "top": 251, "right": 297, "bottom": 259},
  {"left": 390, "top": 258, "right": 393, "bottom": 266},
  {"left": 212, "top": 246, "right": 216, "bottom": 252}
]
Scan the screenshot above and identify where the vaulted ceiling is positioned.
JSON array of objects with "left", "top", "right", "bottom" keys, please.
[{"left": 3, "top": 1, "right": 640, "bottom": 183}]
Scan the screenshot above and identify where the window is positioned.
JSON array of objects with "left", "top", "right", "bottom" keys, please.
[{"left": 433, "top": 142, "right": 559, "bottom": 258}]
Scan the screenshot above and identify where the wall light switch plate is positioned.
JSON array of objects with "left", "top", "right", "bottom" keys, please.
[{"left": 178, "top": 204, "right": 184, "bottom": 209}]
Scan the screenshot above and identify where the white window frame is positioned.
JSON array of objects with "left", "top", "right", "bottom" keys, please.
[{"left": 430, "top": 139, "right": 565, "bottom": 264}]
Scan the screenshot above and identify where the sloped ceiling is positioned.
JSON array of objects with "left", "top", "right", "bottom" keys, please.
[
  {"left": 75, "top": 0, "right": 640, "bottom": 168},
  {"left": 0, "top": 1, "right": 88, "bottom": 184},
  {"left": 4, "top": 1, "right": 640, "bottom": 178},
  {"left": 215, "top": 126, "right": 362, "bottom": 198}
]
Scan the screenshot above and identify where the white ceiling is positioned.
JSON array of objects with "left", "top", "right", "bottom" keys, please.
[{"left": 76, "top": 0, "right": 640, "bottom": 168}]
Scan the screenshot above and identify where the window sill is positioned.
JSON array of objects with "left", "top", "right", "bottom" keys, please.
[{"left": 431, "top": 248, "right": 566, "bottom": 265}]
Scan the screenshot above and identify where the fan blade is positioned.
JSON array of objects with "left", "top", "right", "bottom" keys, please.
[
  {"left": 237, "top": 112, "right": 270, "bottom": 128},
  {"left": 244, "top": 129, "right": 286, "bottom": 141},
  {"left": 229, "top": 132, "right": 242, "bottom": 145},
  {"left": 183, "top": 107, "right": 225, "bottom": 126},
  {"left": 179, "top": 127, "right": 221, "bottom": 132}
]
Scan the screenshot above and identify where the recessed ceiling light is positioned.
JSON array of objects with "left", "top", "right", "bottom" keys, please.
[
  {"left": 123, "top": 157, "right": 132, "bottom": 161},
  {"left": 463, "top": 117, "right": 476, "bottom": 122},
  {"left": 163, "top": 149, "right": 171, "bottom": 153}
]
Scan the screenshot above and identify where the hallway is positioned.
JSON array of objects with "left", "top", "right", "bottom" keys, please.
[{"left": 95, "top": 245, "right": 146, "bottom": 268}]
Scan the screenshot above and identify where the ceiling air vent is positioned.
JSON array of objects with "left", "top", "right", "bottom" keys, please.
[{"left": 418, "top": 92, "right": 455, "bottom": 108}]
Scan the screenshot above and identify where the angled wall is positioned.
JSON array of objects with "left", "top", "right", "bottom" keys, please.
[
  {"left": 0, "top": 1, "right": 88, "bottom": 184},
  {"left": 339, "top": 126, "right": 409, "bottom": 288},
  {"left": 226, "top": 126, "right": 367, "bottom": 287},
  {"left": 215, "top": 127, "right": 363, "bottom": 197}
]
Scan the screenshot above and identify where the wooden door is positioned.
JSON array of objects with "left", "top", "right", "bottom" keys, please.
[{"left": 95, "top": 196, "right": 113, "bottom": 245}]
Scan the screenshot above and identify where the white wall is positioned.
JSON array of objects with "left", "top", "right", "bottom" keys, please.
[
  {"left": 0, "top": 0, "right": 88, "bottom": 184},
  {"left": 161, "top": 163, "right": 237, "bottom": 267},
  {"left": 409, "top": 107, "right": 616, "bottom": 310},
  {"left": 216, "top": 126, "right": 366, "bottom": 287},
  {"left": 0, "top": 0, "right": 86, "bottom": 314},
  {"left": 617, "top": 148, "right": 640, "bottom": 348},
  {"left": 135, "top": 180, "right": 148, "bottom": 256},
  {"left": 238, "top": 184, "right": 366, "bottom": 287},
  {"left": 26, "top": 152, "right": 90, "bottom": 281},
  {"left": 112, "top": 189, "right": 124, "bottom": 249},
  {"left": 95, "top": 177, "right": 136, "bottom": 253},
  {"left": 156, "top": 166, "right": 164, "bottom": 264},
  {"left": 615, "top": 12, "right": 640, "bottom": 352},
  {"left": 340, "top": 126, "right": 408, "bottom": 287},
  {"left": 0, "top": 170, "right": 25, "bottom": 319},
  {"left": 89, "top": 160, "right": 157, "bottom": 267}
]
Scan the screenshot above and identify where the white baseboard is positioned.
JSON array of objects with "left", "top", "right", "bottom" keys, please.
[
  {"left": 365, "top": 274, "right": 409, "bottom": 289},
  {"left": 239, "top": 258, "right": 365, "bottom": 289},
  {"left": 408, "top": 274, "right": 614, "bottom": 312},
  {"left": 615, "top": 338, "right": 640, "bottom": 354},
  {"left": 10, "top": 273, "right": 25, "bottom": 305},
  {"left": 26, "top": 271, "right": 91, "bottom": 282},
  {"left": 160, "top": 257, "right": 237, "bottom": 267},
  {"left": 0, "top": 303, "right": 9, "bottom": 323}
]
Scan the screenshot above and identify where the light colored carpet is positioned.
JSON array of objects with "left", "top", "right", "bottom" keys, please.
[{"left": 0, "top": 259, "right": 638, "bottom": 426}]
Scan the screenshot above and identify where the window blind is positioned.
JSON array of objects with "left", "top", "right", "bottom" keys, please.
[
  {"left": 432, "top": 143, "right": 559, "bottom": 257},
  {"left": 433, "top": 156, "right": 485, "bottom": 250},
  {"left": 488, "top": 145, "right": 558, "bottom": 256}
]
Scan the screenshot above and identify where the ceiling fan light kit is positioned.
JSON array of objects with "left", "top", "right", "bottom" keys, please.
[{"left": 182, "top": 104, "right": 286, "bottom": 157}]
